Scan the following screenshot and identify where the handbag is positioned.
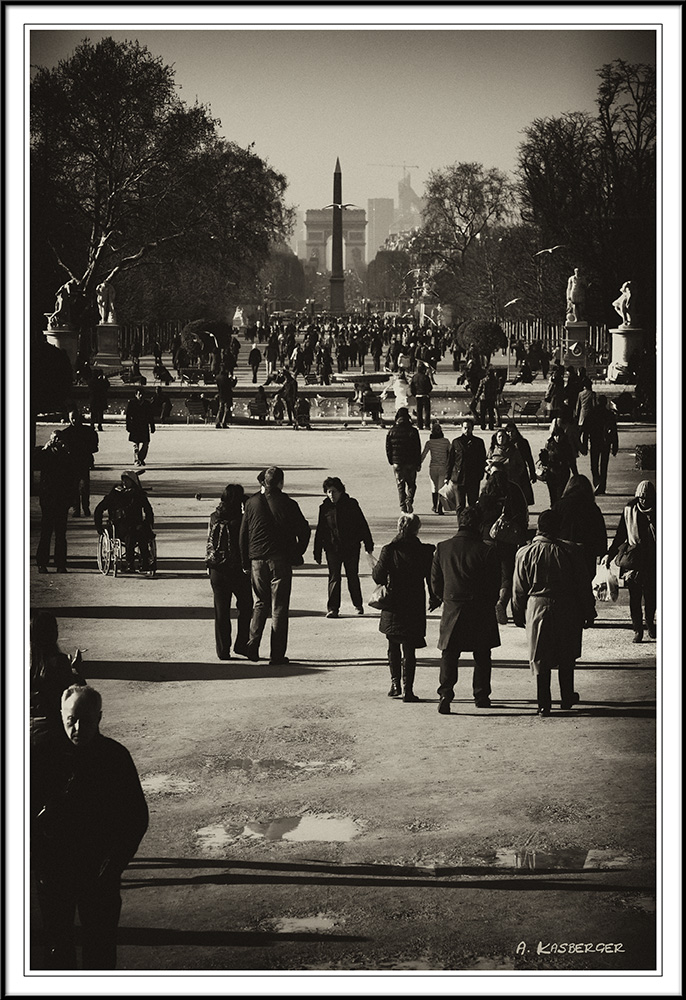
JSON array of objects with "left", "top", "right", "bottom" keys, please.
[
  {"left": 592, "top": 563, "right": 619, "bottom": 602},
  {"left": 368, "top": 581, "right": 393, "bottom": 611},
  {"left": 617, "top": 541, "right": 641, "bottom": 572},
  {"left": 489, "top": 512, "right": 525, "bottom": 546}
]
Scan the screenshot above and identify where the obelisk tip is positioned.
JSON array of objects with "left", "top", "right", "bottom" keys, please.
[{"left": 334, "top": 157, "right": 341, "bottom": 173}]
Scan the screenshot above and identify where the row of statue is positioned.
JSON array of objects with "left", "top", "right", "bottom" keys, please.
[
  {"left": 47, "top": 279, "right": 116, "bottom": 330},
  {"left": 566, "top": 268, "right": 635, "bottom": 328}
]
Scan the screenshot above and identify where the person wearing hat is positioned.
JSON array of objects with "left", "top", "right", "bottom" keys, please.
[
  {"left": 512, "top": 508, "right": 596, "bottom": 715},
  {"left": 603, "top": 480, "right": 656, "bottom": 642},
  {"left": 94, "top": 471, "right": 154, "bottom": 572}
]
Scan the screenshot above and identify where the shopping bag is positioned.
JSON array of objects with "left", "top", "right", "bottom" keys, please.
[
  {"left": 438, "top": 482, "right": 457, "bottom": 511},
  {"left": 592, "top": 562, "right": 619, "bottom": 602}
]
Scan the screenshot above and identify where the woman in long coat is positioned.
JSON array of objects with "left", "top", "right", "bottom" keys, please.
[
  {"left": 538, "top": 421, "right": 576, "bottom": 505},
  {"left": 553, "top": 474, "right": 607, "bottom": 579},
  {"left": 476, "top": 469, "right": 529, "bottom": 625},
  {"left": 313, "top": 477, "right": 374, "bottom": 617},
  {"left": 419, "top": 420, "right": 451, "bottom": 514},
  {"left": 206, "top": 484, "right": 254, "bottom": 660},
  {"left": 604, "top": 480, "right": 657, "bottom": 642},
  {"left": 372, "top": 514, "right": 436, "bottom": 703},
  {"left": 503, "top": 421, "right": 537, "bottom": 505},
  {"left": 486, "top": 428, "right": 530, "bottom": 501}
]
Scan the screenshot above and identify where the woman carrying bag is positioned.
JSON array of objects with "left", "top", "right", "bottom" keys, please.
[{"left": 371, "top": 514, "right": 438, "bottom": 702}]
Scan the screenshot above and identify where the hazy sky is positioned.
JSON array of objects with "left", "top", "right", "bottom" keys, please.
[{"left": 30, "top": 26, "right": 656, "bottom": 214}]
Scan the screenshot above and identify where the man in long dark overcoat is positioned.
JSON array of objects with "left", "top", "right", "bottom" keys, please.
[
  {"left": 512, "top": 508, "right": 596, "bottom": 714},
  {"left": 125, "top": 388, "right": 155, "bottom": 466},
  {"left": 431, "top": 507, "right": 501, "bottom": 713}
]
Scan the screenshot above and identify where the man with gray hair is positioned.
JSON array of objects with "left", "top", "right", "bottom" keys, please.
[
  {"left": 240, "top": 466, "right": 311, "bottom": 664},
  {"left": 31, "top": 685, "right": 148, "bottom": 969}
]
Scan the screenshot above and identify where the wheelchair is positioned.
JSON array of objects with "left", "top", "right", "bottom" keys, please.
[{"left": 97, "top": 522, "right": 157, "bottom": 577}]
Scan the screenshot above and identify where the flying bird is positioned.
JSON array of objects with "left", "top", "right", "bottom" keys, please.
[
  {"left": 533, "top": 244, "right": 567, "bottom": 256},
  {"left": 504, "top": 297, "right": 522, "bottom": 308},
  {"left": 322, "top": 203, "right": 359, "bottom": 210}
]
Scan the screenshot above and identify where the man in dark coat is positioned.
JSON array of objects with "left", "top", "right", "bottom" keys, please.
[
  {"left": 87, "top": 368, "right": 110, "bottom": 431},
  {"left": 474, "top": 368, "right": 500, "bottom": 430},
  {"left": 125, "top": 388, "right": 155, "bottom": 466},
  {"left": 512, "top": 508, "right": 596, "bottom": 714},
  {"left": 35, "top": 431, "right": 74, "bottom": 573},
  {"left": 385, "top": 407, "right": 422, "bottom": 513},
  {"left": 31, "top": 684, "right": 148, "bottom": 969},
  {"left": 248, "top": 343, "right": 263, "bottom": 383},
  {"left": 313, "top": 477, "right": 374, "bottom": 618},
  {"left": 60, "top": 409, "right": 99, "bottom": 518},
  {"left": 239, "top": 466, "right": 311, "bottom": 665},
  {"left": 431, "top": 507, "right": 502, "bottom": 713},
  {"left": 445, "top": 418, "right": 487, "bottom": 511},
  {"left": 409, "top": 361, "right": 434, "bottom": 430},
  {"left": 94, "top": 470, "right": 155, "bottom": 573},
  {"left": 215, "top": 367, "right": 237, "bottom": 428},
  {"left": 581, "top": 396, "right": 619, "bottom": 495}
]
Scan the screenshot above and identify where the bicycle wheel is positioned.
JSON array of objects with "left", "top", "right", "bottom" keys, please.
[{"left": 97, "top": 532, "right": 112, "bottom": 575}]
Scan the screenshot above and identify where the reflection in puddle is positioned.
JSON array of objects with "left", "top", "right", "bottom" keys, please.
[
  {"left": 244, "top": 812, "right": 362, "bottom": 842},
  {"left": 271, "top": 913, "right": 339, "bottom": 933},
  {"left": 488, "top": 847, "right": 633, "bottom": 870},
  {"left": 141, "top": 773, "right": 194, "bottom": 795},
  {"left": 196, "top": 823, "right": 233, "bottom": 851}
]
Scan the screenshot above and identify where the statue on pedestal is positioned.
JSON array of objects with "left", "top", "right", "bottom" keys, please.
[
  {"left": 48, "top": 277, "right": 81, "bottom": 329},
  {"left": 96, "top": 280, "right": 117, "bottom": 324},
  {"left": 565, "top": 267, "right": 588, "bottom": 323},
  {"left": 612, "top": 281, "right": 635, "bottom": 328}
]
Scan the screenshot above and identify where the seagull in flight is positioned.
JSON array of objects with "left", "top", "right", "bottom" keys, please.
[
  {"left": 534, "top": 244, "right": 567, "bottom": 256},
  {"left": 504, "top": 297, "right": 522, "bottom": 307},
  {"left": 323, "top": 203, "right": 359, "bottom": 210}
]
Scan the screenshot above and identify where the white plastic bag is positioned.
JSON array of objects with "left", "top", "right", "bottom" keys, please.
[{"left": 592, "top": 562, "right": 619, "bottom": 603}]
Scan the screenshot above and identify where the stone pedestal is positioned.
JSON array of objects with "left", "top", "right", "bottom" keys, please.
[
  {"left": 44, "top": 326, "right": 79, "bottom": 367},
  {"left": 563, "top": 320, "right": 589, "bottom": 367},
  {"left": 94, "top": 323, "right": 121, "bottom": 374},
  {"left": 607, "top": 326, "right": 643, "bottom": 383}
]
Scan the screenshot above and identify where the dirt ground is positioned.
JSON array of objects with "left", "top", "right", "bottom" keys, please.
[{"left": 22, "top": 414, "right": 663, "bottom": 992}]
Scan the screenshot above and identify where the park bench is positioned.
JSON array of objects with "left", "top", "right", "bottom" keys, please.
[{"left": 509, "top": 398, "right": 546, "bottom": 424}]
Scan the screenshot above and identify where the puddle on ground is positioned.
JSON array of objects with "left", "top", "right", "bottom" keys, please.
[
  {"left": 485, "top": 847, "right": 633, "bottom": 870},
  {"left": 271, "top": 913, "right": 339, "bottom": 933},
  {"left": 243, "top": 812, "right": 362, "bottom": 843},
  {"left": 203, "top": 756, "right": 355, "bottom": 775},
  {"left": 195, "top": 823, "right": 235, "bottom": 851},
  {"left": 141, "top": 773, "right": 194, "bottom": 795}
]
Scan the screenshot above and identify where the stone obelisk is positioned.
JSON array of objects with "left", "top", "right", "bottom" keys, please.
[{"left": 329, "top": 158, "right": 345, "bottom": 314}]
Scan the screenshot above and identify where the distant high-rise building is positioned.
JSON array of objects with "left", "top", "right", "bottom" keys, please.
[
  {"left": 394, "top": 171, "right": 425, "bottom": 234},
  {"left": 290, "top": 210, "right": 305, "bottom": 255},
  {"left": 367, "top": 198, "right": 395, "bottom": 261}
]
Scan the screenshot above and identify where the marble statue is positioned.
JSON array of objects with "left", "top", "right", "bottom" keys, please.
[
  {"left": 612, "top": 281, "right": 635, "bottom": 328},
  {"left": 566, "top": 267, "right": 588, "bottom": 323},
  {"left": 48, "top": 278, "right": 80, "bottom": 329},
  {"left": 97, "top": 280, "right": 117, "bottom": 324}
]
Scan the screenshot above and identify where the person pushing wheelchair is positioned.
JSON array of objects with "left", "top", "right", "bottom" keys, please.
[{"left": 94, "top": 470, "right": 154, "bottom": 573}]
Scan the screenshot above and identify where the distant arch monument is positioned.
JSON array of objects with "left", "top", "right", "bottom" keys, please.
[{"left": 304, "top": 208, "right": 367, "bottom": 272}]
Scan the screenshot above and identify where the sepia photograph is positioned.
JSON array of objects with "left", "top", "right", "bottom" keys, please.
[{"left": 5, "top": 3, "right": 681, "bottom": 996}]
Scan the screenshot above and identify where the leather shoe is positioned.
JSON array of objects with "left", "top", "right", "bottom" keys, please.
[
  {"left": 632, "top": 630, "right": 643, "bottom": 643},
  {"left": 387, "top": 681, "right": 402, "bottom": 697},
  {"left": 37, "top": 565, "right": 48, "bottom": 574},
  {"left": 232, "top": 642, "right": 250, "bottom": 658},
  {"left": 647, "top": 625, "right": 657, "bottom": 639},
  {"left": 538, "top": 707, "right": 551, "bottom": 716},
  {"left": 355, "top": 606, "right": 364, "bottom": 616},
  {"left": 403, "top": 692, "right": 420, "bottom": 703},
  {"left": 326, "top": 610, "right": 339, "bottom": 618},
  {"left": 269, "top": 656, "right": 289, "bottom": 665},
  {"left": 438, "top": 699, "right": 451, "bottom": 715},
  {"left": 475, "top": 699, "right": 492, "bottom": 708},
  {"left": 244, "top": 645, "right": 260, "bottom": 662}
]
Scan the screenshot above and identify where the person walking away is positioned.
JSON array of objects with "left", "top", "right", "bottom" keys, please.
[
  {"left": 445, "top": 418, "right": 487, "bottom": 512},
  {"left": 420, "top": 420, "right": 451, "bottom": 514},
  {"left": 87, "top": 368, "right": 110, "bottom": 430},
  {"left": 372, "top": 513, "right": 437, "bottom": 702},
  {"left": 94, "top": 470, "right": 154, "bottom": 573},
  {"left": 410, "top": 361, "right": 434, "bottom": 430},
  {"left": 125, "top": 388, "right": 155, "bottom": 466},
  {"left": 215, "top": 366, "right": 237, "bottom": 428},
  {"left": 553, "top": 474, "right": 607, "bottom": 580},
  {"left": 314, "top": 477, "right": 374, "bottom": 618},
  {"left": 35, "top": 431, "right": 73, "bottom": 573},
  {"left": 206, "top": 485, "right": 254, "bottom": 660},
  {"left": 476, "top": 468, "right": 528, "bottom": 624},
  {"left": 537, "top": 420, "right": 575, "bottom": 505},
  {"left": 582, "top": 395, "right": 619, "bottom": 495},
  {"left": 603, "top": 480, "right": 656, "bottom": 642},
  {"left": 30, "top": 610, "right": 86, "bottom": 746},
  {"left": 512, "top": 509, "right": 596, "bottom": 714},
  {"left": 385, "top": 407, "right": 421, "bottom": 513},
  {"left": 60, "top": 409, "right": 99, "bottom": 518},
  {"left": 248, "top": 343, "right": 263, "bottom": 383},
  {"left": 431, "top": 507, "right": 502, "bottom": 713},
  {"left": 381, "top": 371, "right": 411, "bottom": 413},
  {"left": 31, "top": 685, "right": 148, "bottom": 969},
  {"left": 239, "top": 466, "right": 311, "bottom": 665}
]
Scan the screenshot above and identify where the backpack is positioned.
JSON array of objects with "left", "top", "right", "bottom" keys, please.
[{"left": 206, "top": 517, "right": 231, "bottom": 568}]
